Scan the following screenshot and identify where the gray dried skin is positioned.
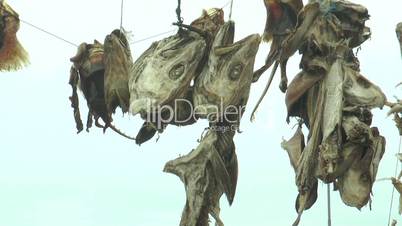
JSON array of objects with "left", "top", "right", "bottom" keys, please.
[
  {"left": 129, "top": 30, "right": 207, "bottom": 116},
  {"left": 397, "top": 23, "right": 402, "bottom": 57},
  {"left": 103, "top": 29, "right": 132, "bottom": 114},
  {"left": 282, "top": 1, "right": 387, "bottom": 222},
  {"left": 337, "top": 130, "right": 385, "bottom": 209},
  {"left": 164, "top": 130, "right": 237, "bottom": 226},
  {"left": 342, "top": 116, "right": 370, "bottom": 144},
  {"left": 0, "top": 1, "right": 29, "bottom": 71},
  {"left": 282, "top": 125, "right": 305, "bottom": 172},
  {"left": 343, "top": 67, "right": 386, "bottom": 109},
  {"left": 194, "top": 21, "right": 261, "bottom": 123}
]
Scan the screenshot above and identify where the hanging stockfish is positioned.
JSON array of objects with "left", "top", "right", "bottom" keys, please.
[
  {"left": 251, "top": 0, "right": 303, "bottom": 121},
  {"left": 164, "top": 20, "right": 260, "bottom": 226},
  {"left": 69, "top": 29, "right": 134, "bottom": 140},
  {"left": 0, "top": 1, "right": 29, "bottom": 71},
  {"left": 164, "top": 129, "right": 237, "bottom": 226},
  {"left": 275, "top": 1, "right": 386, "bottom": 225},
  {"left": 131, "top": 8, "right": 226, "bottom": 145},
  {"left": 253, "top": 0, "right": 303, "bottom": 89}
]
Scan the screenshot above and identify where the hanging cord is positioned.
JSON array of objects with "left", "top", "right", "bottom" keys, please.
[
  {"left": 388, "top": 136, "right": 402, "bottom": 226},
  {"left": 228, "top": 0, "right": 234, "bottom": 21},
  {"left": 176, "top": 0, "right": 184, "bottom": 26},
  {"left": 19, "top": 19, "right": 78, "bottom": 47},
  {"left": 327, "top": 184, "right": 332, "bottom": 226},
  {"left": 221, "top": 0, "right": 232, "bottom": 9},
  {"left": 120, "top": 0, "right": 124, "bottom": 30}
]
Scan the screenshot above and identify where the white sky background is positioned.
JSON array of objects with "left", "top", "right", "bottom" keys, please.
[{"left": 0, "top": 0, "right": 402, "bottom": 226}]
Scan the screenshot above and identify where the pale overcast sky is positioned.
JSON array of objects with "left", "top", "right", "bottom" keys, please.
[{"left": 1, "top": 0, "right": 402, "bottom": 226}]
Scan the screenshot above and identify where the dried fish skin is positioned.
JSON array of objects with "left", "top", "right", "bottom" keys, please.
[
  {"left": 164, "top": 130, "right": 238, "bottom": 226},
  {"left": 282, "top": 126, "right": 305, "bottom": 172},
  {"left": 70, "top": 40, "right": 111, "bottom": 128},
  {"left": 129, "top": 30, "right": 207, "bottom": 117},
  {"left": 337, "top": 154, "right": 371, "bottom": 209},
  {"left": 337, "top": 129, "right": 385, "bottom": 209},
  {"left": 190, "top": 8, "right": 225, "bottom": 37},
  {"left": 103, "top": 29, "right": 132, "bottom": 114},
  {"left": 397, "top": 23, "right": 402, "bottom": 57},
  {"left": 293, "top": 179, "right": 318, "bottom": 226},
  {"left": 343, "top": 68, "right": 386, "bottom": 109},
  {"left": 0, "top": 1, "right": 29, "bottom": 71},
  {"left": 194, "top": 21, "right": 261, "bottom": 122},
  {"left": 253, "top": 0, "right": 304, "bottom": 88},
  {"left": 342, "top": 116, "right": 371, "bottom": 144}
]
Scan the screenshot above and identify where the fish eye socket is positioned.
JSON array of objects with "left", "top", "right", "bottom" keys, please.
[
  {"left": 169, "top": 64, "right": 185, "bottom": 80},
  {"left": 229, "top": 64, "right": 243, "bottom": 81}
]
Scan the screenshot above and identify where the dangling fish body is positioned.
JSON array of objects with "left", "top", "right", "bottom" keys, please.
[
  {"left": 164, "top": 129, "right": 238, "bottom": 226},
  {"left": 0, "top": 1, "right": 29, "bottom": 71},
  {"left": 253, "top": 0, "right": 303, "bottom": 91},
  {"left": 69, "top": 30, "right": 135, "bottom": 140},
  {"left": 103, "top": 29, "right": 132, "bottom": 114}
]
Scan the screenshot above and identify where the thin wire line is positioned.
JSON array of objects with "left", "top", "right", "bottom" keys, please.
[
  {"left": 229, "top": 0, "right": 234, "bottom": 21},
  {"left": 130, "top": 29, "right": 177, "bottom": 45},
  {"left": 20, "top": 19, "right": 78, "bottom": 47},
  {"left": 388, "top": 136, "right": 402, "bottom": 226},
  {"left": 120, "top": 0, "right": 124, "bottom": 30},
  {"left": 221, "top": 0, "right": 232, "bottom": 9},
  {"left": 327, "top": 184, "right": 332, "bottom": 226}
]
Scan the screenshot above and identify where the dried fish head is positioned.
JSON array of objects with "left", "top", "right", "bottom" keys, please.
[
  {"left": 194, "top": 22, "right": 261, "bottom": 122},
  {"left": 103, "top": 29, "right": 132, "bottom": 114},
  {"left": 0, "top": 1, "right": 29, "bottom": 71},
  {"left": 129, "top": 30, "right": 206, "bottom": 117}
]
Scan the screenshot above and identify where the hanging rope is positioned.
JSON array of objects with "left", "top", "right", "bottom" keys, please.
[
  {"left": 327, "top": 184, "right": 332, "bottom": 226},
  {"left": 176, "top": 0, "right": 183, "bottom": 26},
  {"left": 120, "top": 0, "right": 124, "bottom": 30},
  {"left": 20, "top": 19, "right": 78, "bottom": 47},
  {"left": 221, "top": 0, "right": 232, "bottom": 9},
  {"left": 229, "top": 0, "right": 234, "bottom": 21},
  {"left": 388, "top": 136, "right": 402, "bottom": 226}
]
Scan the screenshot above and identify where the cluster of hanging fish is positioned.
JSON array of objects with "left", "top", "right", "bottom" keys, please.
[
  {"left": 68, "top": 8, "right": 261, "bottom": 225},
  {"left": 253, "top": 0, "right": 389, "bottom": 225},
  {"left": 0, "top": 0, "right": 29, "bottom": 71},
  {"left": 2, "top": 0, "right": 401, "bottom": 224}
]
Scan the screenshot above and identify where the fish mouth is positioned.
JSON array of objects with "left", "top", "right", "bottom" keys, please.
[
  {"left": 130, "top": 98, "right": 158, "bottom": 117},
  {"left": 241, "top": 34, "right": 261, "bottom": 50}
]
